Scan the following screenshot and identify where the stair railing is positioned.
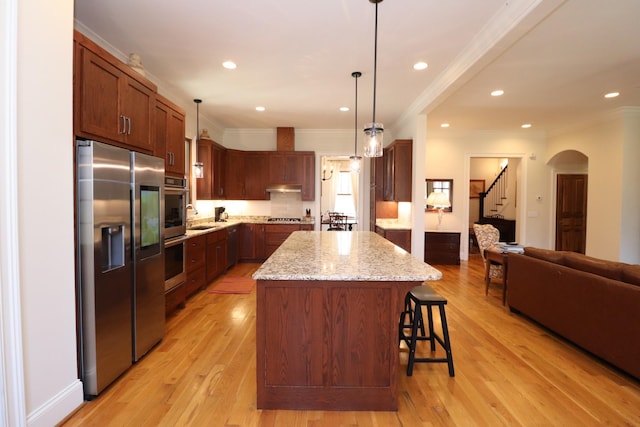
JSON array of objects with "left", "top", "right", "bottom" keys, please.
[{"left": 478, "top": 165, "right": 508, "bottom": 219}]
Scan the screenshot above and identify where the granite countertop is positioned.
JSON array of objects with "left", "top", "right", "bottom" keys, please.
[
  {"left": 375, "top": 219, "right": 412, "bottom": 230},
  {"left": 166, "top": 216, "right": 316, "bottom": 246},
  {"left": 253, "top": 231, "right": 442, "bottom": 282}
]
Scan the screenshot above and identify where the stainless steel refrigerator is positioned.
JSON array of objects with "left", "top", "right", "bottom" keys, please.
[{"left": 76, "top": 139, "right": 165, "bottom": 398}]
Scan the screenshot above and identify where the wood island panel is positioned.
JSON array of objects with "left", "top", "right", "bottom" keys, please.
[{"left": 253, "top": 231, "right": 442, "bottom": 411}]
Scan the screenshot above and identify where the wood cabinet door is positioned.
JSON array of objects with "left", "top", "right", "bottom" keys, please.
[
  {"left": 154, "top": 102, "right": 168, "bottom": 162},
  {"left": 301, "top": 153, "right": 315, "bottom": 201},
  {"left": 196, "top": 141, "right": 213, "bottom": 199},
  {"left": 121, "top": 76, "right": 154, "bottom": 152},
  {"left": 78, "top": 48, "right": 123, "bottom": 143},
  {"left": 268, "top": 153, "right": 286, "bottom": 183},
  {"left": 212, "top": 145, "right": 226, "bottom": 199},
  {"left": 254, "top": 224, "right": 266, "bottom": 260},
  {"left": 165, "top": 106, "right": 185, "bottom": 176},
  {"left": 239, "top": 224, "right": 256, "bottom": 260},
  {"left": 393, "top": 140, "right": 412, "bottom": 202},
  {"left": 383, "top": 146, "right": 395, "bottom": 201},
  {"left": 245, "top": 152, "right": 269, "bottom": 200},
  {"left": 225, "top": 149, "right": 246, "bottom": 199}
]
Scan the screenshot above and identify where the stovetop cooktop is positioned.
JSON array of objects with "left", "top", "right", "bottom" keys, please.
[{"left": 268, "top": 217, "right": 302, "bottom": 222}]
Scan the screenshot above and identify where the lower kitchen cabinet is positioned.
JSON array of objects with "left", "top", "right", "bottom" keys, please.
[
  {"left": 264, "top": 224, "right": 304, "bottom": 258},
  {"left": 375, "top": 226, "right": 411, "bottom": 252},
  {"left": 424, "top": 231, "right": 460, "bottom": 265},
  {"left": 165, "top": 283, "right": 186, "bottom": 315},
  {"left": 206, "top": 229, "right": 228, "bottom": 283},
  {"left": 185, "top": 235, "right": 206, "bottom": 297}
]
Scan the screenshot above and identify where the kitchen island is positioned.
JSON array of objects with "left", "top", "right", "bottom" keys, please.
[{"left": 252, "top": 231, "right": 442, "bottom": 411}]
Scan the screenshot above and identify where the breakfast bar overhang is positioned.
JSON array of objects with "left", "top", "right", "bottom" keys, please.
[{"left": 253, "top": 231, "right": 442, "bottom": 411}]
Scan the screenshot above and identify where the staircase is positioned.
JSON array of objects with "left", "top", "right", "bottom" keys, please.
[
  {"left": 477, "top": 164, "right": 516, "bottom": 242},
  {"left": 479, "top": 164, "right": 508, "bottom": 218}
]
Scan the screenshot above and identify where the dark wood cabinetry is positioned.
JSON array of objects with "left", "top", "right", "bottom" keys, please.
[
  {"left": 197, "top": 139, "right": 226, "bottom": 200},
  {"left": 268, "top": 152, "right": 315, "bottom": 201},
  {"left": 206, "top": 229, "right": 228, "bottom": 283},
  {"left": 383, "top": 139, "right": 412, "bottom": 202},
  {"left": 424, "top": 231, "right": 460, "bottom": 265},
  {"left": 155, "top": 94, "right": 185, "bottom": 177},
  {"left": 185, "top": 235, "right": 207, "bottom": 296},
  {"left": 226, "top": 150, "right": 270, "bottom": 200},
  {"left": 264, "top": 224, "right": 301, "bottom": 258},
  {"left": 225, "top": 150, "right": 314, "bottom": 201},
  {"left": 375, "top": 226, "right": 411, "bottom": 252},
  {"left": 74, "top": 31, "right": 156, "bottom": 153}
]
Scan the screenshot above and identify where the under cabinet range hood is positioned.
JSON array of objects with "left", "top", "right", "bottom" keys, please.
[{"left": 266, "top": 184, "right": 302, "bottom": 193}]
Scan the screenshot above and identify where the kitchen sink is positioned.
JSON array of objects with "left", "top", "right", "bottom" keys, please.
[{"left": 189, "top": 224, "right": 218, "bottom": 231}]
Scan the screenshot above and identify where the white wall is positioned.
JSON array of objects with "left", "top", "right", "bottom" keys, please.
[
  {"left": 426, "top": 130, "right": 550, "bottom": 260},
  {"left": 15, "top": 0, "right": 85, "bottom": 425},
  {"left": 548, "top": 108, "right": 640, "bottom": 262}
]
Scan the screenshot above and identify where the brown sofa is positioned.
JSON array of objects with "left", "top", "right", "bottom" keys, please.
[{"left": 507, "top": 247, "right": 640, "bottom": 379}]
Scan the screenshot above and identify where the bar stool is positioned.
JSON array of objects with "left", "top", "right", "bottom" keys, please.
[{"left": 399, "top": 285, "right": 455, "bottom": 377}]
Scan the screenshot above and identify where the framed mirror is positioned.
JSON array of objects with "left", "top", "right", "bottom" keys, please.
[{"left": 425, "top": 179, "right": 453, "bottom": 212}]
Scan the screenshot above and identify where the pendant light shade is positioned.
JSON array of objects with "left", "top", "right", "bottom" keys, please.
[
  {"left": 363, "top": 0, "right": 384, "bottom": 158},
  {"left": 193, "top": 99, "right": 204, "bottom": 179},
  {"left": 350, "top": 71, "right": 362, "bottom": 173}
]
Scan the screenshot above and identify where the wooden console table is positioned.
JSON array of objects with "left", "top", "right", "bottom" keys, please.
[{"left": 424, "top": 231, "right": 461, "bottom": 265}]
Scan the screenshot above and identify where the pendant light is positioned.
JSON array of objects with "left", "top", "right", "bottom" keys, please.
[
  {"left": 193, "top": 99, "right": 204, "bottom": 179},
  {"left": 363, "top": 0, "right": 384, "bottom": 158},
  {"left": 350, "top": 71, "right": 362, "bottom": 173}
]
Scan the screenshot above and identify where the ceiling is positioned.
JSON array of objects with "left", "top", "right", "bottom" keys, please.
[{"left": 74, "top": 0, "right": 640, "bottom": 135}]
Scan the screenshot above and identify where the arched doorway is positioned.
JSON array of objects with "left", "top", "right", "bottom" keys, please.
[{"left": 549, "top": 150, "right": 588, "bottom": 253}]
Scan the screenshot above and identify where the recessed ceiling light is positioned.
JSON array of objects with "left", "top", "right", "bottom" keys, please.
[
  {"left": 340, "top": 107, "right": 350, "bottom": 112},
  {"left": 440, "top": 123, "right": 450, "bottom": 128},
  {"left": 222, "top": 61, "right": 237, "bottom": 69},
  {"left": 521, "top": 123, "right": 532, "bottom": 129},
  {"left": 256, "top": 106, "right": 265, "bottom": 112},
  {"left": 413, "top": 61, "right": 428, "bottom": 70},
  {"left": 491, "top": 89, "right": 504, "bottom": 97},
  {"left": 604, "top": 92, "right": 620, "bottom": 99}
]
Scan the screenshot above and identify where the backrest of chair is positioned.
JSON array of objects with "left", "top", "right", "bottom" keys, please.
[
  {"left": 473, "top": 223, "right": 500, "bottom": 260},
  {"left": 328, "top": 212, "right": 347, "bottom": 230}
]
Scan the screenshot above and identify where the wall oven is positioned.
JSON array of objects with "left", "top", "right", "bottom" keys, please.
[
  {"left": 164, "top": 176, "right": 188, "bottom": 239},
  {"left": 164, "top": 238, "right": 185, "bottom": 292}
]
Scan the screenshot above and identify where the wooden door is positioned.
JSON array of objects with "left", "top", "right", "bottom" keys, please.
[{"left": 555, "top": 174, "right": 587, "bottom": 253}]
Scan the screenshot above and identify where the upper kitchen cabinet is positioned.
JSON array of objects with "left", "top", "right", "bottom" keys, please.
[
  {"left": 196, "top": 138, "right": 226, "bottom": 199},
  {"left": 155, "top": 94, "right": 185, "bottom": 177},
  {"left": 73, "top": 31, "right": 156, "bottom": 153},
  {"left": 226, "top": 150, "right": 272, "bottom": 200},
  {"left": 269, "top": 152, "right": 315, "bottom": 201},
  {"left": 383, "top": 139, "right": 412, "bottom": 202}
]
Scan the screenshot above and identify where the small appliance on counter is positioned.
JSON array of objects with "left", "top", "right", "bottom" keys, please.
[{"left": 215, "top": 206, "right": 228, "bottom": 222}]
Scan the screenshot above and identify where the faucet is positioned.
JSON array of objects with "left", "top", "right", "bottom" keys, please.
[{"left": 186, "top": 204, "right": 198, "bottom": 215}]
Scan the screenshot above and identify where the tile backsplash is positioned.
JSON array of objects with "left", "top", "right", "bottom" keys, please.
[{"left": 270, "top": 192, "right": 303, "bottom": 218}]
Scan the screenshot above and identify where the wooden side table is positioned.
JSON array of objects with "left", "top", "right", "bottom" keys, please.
[
  {"left": 484, "top": 247, "right": 508, "bottom": 305},
  {"left": 424, "top": 231, "right": 460, "bottom": 265}
]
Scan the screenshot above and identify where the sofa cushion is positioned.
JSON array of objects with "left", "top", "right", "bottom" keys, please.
[
  {"left": 621, "top": 264, "right": 640, "bottom": 287},
  {"left": 563, "top": 252, "right": 623, "bottom": 281},
  {"left": 524, "top": 247, "right": 565, "bottom": 265}
]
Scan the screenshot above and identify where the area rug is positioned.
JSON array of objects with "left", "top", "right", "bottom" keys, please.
[{"left": 208, "top": 277, "right": 256, "bottom": 294}]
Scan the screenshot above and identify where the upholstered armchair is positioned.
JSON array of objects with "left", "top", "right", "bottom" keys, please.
[{"left": 473, "top": 223, "right": 503, "bottom": 285}]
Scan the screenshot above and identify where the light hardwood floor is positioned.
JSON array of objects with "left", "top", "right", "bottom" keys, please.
[{"left": 61, "top": 255, "right": 640, "bottom": 426}]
